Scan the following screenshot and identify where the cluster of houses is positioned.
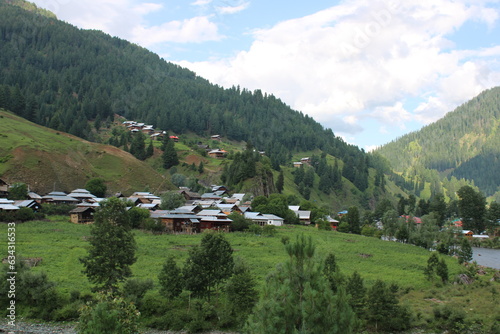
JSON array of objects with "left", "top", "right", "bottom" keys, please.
[
  {"left": 122, "top": 120, "right": 228, "bottom": 159},
  {"left": 0, "top": 178, "right": 321, "bottom": 233}
]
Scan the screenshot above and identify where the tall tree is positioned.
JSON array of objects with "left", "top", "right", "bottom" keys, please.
[
  {"left": 80, "top": 197, "right": 137, "bottom": 291},
  {"left": 183, "top": 233, "right": 234, "bottom": 300},
  {"left": 162, "top": 137, "right": 179, "bottom": 169},
  {"left": 275, "top": 171, "right": 284, "bottom": 194},
  {"left": 347, "top": 206, "right": 361, "bottom": 234},
  {"left": 129, "top": 132, "right": 146, "bottom": 160},
  {"left": 224, "top": 258, "right": 259, "bottom": 326},
  {"left": 457, "top": 186, "right": 487, "bottom": 233}
]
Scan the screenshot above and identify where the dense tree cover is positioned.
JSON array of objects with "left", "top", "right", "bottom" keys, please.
[
  {"left": 0, "top": 0, "right": 371, "bottom": 185},
  {"left": 377, "top": 87, "right": 500, "bottom": 197}
]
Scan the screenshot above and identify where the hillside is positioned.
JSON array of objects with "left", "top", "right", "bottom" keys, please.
[
  {"left": 376, "top": 87, "right": 500, "bottom": 200},
  {"left": 0, "top": 0, "right": 363, "bottom": 170},
  {"left": 0, "top": 0, "right": 405, "bottom": 209},
  {"left": 0, "top": 110, "right": 174, "bottom": 194}
]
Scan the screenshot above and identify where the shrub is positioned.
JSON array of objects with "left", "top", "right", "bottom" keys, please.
[{"left": 78, "top": 292, "right": 140, "bottom": 334}]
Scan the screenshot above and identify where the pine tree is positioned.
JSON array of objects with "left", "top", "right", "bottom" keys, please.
[
  {"left": 145, "top": 139, "right": 154, "bottom": 159},
  {"left": 162, "top": 137, "right": 179, "bottom": 169},
  {"left": 276, "top": 171, "right": 284, "bottom": 193},
  {"left": 346, "top": 271, "right": 366, "bottom": 318},
  {"left": 458, "top": 238, "right": 473, "bottom": 264},
  {"left": 246, "top": 235, "right": 356, "bottom": 334}
]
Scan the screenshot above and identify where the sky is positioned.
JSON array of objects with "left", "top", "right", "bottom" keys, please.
[{"left": 30, "top": 0, "right": 500, "bottom": 151}]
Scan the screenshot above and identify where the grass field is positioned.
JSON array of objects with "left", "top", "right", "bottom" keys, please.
[{"left": 1, "top": 217, "right": 499, "bottom": 329}]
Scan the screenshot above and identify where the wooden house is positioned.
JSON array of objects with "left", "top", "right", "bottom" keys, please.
[
  {"left": 69, "top": 207, "right": 95, "bottom": 224},
  {"left": 208, "top": 149, "right": 227, "bottom": 159}
]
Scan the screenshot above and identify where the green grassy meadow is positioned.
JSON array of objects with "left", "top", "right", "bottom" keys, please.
[{"left": 1, "top": 217, "right": 499, "bottom": 329}]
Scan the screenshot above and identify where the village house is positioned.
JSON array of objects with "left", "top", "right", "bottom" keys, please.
[
  {"left": 69, "top": 206, "right": 95, "bottom": 224},
  {"left": 208, "top": 149, "right": 227, "bottom": 159},
  {"left": 178, "top": 189, "right": 201, "bottom": 201},
  {"left": 68, "top": 189, "right": 96, "bottom": 202},
  {"left": 211, "top": 135, "right": 221, "bottom": 141},
  {"left": 150, "top": 131, "right": 166, "bottom": 141},
  {"left": 289, "top": 206, "right": 312, "bottom": 225},
  {"left": 244, "top": 211, "right": 284, "bottom": 226},
  {"left": 0, "top": 198, "right": 19, "bottom": 211},
  {"left": 152, "top": 211, "right": 199, "bottom": 233},
  {"left": 42, "top": 191, "right": 79, "bottom": 205},
  {"left": 13, "top": 199, "right": 41, "bottom": 212}
]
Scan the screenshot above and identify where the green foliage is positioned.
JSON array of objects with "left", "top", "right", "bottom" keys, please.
[
  {"left": 77, "top": 291, "right": 140, "bottom": 334},
  {"left": 224, "top": 258, "right": 259, "bottom": 326},
  {"left": 0, "top": 1, "right": 379, "bottom": 199},
  {"left": 458, "top": 238, "right": 473, "bottom": 264},
  {"left": 162, "top": 138, "right": 179, "bottom": 169},
  {"left": 85, "top": 178, "right": 107, "bottom": 198},
  {"left": 346, "top": 271, "right": 366, "bottom": 318},
  {"left": 377, "top": 87, "right": 500, "bottom": 198},
  {"left": 127, "top": 206, "right": 151, "bottom": 229},
  {"left": 366, "top": 280, "right": 411, "bottom": 332},
  {"left": 252, "top": 194, "right": 299, "bottom": 224},
  {"left": 183, "top": 233, "right": 234, "bottom": 300},
  {"left": 80, "top": 197, "right": 137, "bottom": 291},
  {"left": 122, "top": 278, "right": 154, "bottom": 307},
  {"left": 275, "top": 171, "right": 284, "bottom": 193},
  {"left": 158, "top": 254, "right": 183, "bottom": 299},
  {"left": 246, "top": 235, "right": 356, "bottom": 334},
  {"left": 7, "top": 182, "right": 27, "bottom": 200},
  {"left": 228, "top": 212, "right": 252, "bottom": 232},
  {"left": 347, "top": 206, "right": 361, "bottom": 234},
  {"left": 159, "top": 191, "right": 185, "bottom": 210},
  {"left": 457, "top": 186, "right": 487, "bottom": 233}
]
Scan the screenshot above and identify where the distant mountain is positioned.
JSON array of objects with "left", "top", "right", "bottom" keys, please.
[
  {"left": 376, "top": 87, "right": 500, "bottom": 198},
  {"left": 0, "top": 110, "right": 174, "bottom": 195},
  {"left": 0, "top": 0, "right": 381, "bottom": 202}
]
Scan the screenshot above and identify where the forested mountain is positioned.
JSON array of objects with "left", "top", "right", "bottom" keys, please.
[
  {"left": 0, "top": 0, "right": 372, "bottom": 190},
  {"left": 377, "top": 87, "right": 500, "bottom": 199}
]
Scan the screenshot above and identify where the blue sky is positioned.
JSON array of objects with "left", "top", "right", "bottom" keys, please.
[{"left": 31, "top": 0, "right": 500, "bottom": 151}]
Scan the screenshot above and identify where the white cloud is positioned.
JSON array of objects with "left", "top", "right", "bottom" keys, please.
[
  {"left": 31, "top": 0, "right": 223, "bottom": 46},
  {"left": 180, "top": 0, "right": 500, "bottom": 143},
  {"left": 132, "top": 16, "right": 222, "bottom": 45},
  {"left": 216, "top": 2, "right": 250, "bottom": 15},
  {"left": 191, "top": 0, "right": 213, "bottom": 6}
]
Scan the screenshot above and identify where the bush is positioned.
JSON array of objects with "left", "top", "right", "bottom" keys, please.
[
  {"left": 78, "top": 292, "right": 140, "bottom": 334},
  {"left": 122, "top": 278, "right": 154, "bottom": 307},
  {"left": 432, "top": 304, "right": 466, "bottom": 333},
  {"left": 41, "top": 203, "right": 76, "bottom": 215},
  {"left": 15, "top": 207, "right": 35, "bottom": 221}
]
